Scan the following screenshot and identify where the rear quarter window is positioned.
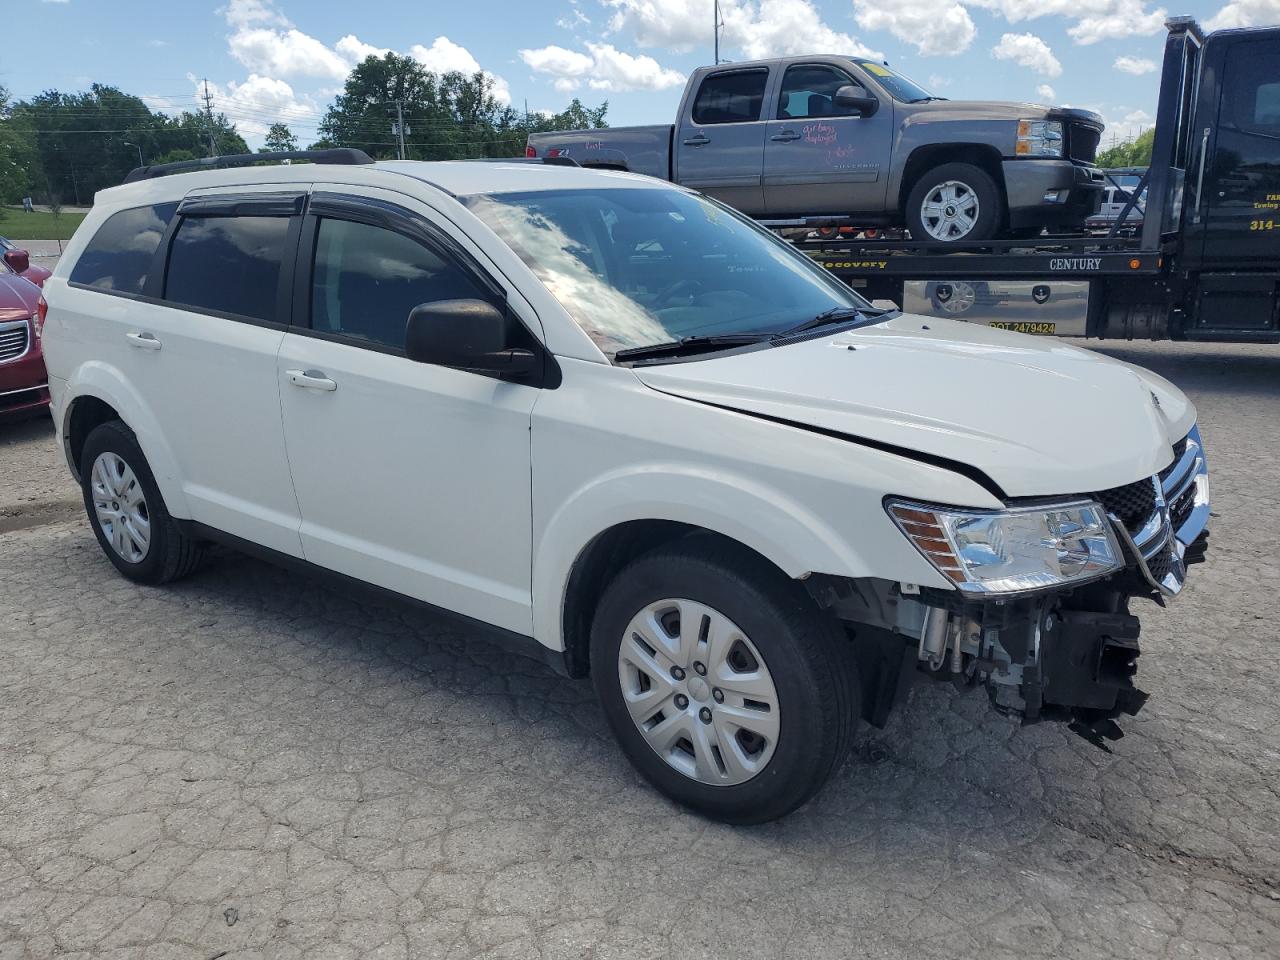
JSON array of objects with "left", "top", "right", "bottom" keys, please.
[{"left": 68, "top": 202, "right": 178, "bottom": 295}]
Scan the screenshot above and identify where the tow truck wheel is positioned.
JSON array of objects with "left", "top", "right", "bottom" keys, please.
[{"left": 907, "top": 163, "right": 1002, "bottom": 243}]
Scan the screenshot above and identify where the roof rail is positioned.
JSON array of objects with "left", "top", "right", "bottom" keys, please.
[
  {"left": 463, "top": 156, "right": 581, "bottom": 167},
  {"left": 123, "top": 148, "right": 376, "bottom": 184}
]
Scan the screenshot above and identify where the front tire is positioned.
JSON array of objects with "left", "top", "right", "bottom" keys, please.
[
  {"left": 590, "top": 538, "right": 859, "bottom": 823},
  {"left": 906, "top": 162, "right": 1002, "bottom": 242},
  {"left": 80, "top": 420, "right": 204, "bottom": 585}
]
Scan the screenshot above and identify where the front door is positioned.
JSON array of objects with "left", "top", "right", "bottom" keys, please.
[
  {"left": 675, "top": 67, "right": 770, "bottom": 216},
  {"left": 276, "top": 187, "right": 541, "bottom": 635},
  {"left": 763, "top": 62, "right": 893, "bottom": 218}
]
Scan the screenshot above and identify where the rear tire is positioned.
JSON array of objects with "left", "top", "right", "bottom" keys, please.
[
  {"left": 906, "top": 162, "right": 1002, "bottom": 242},
  {"left": 590, "top": 537, "right": 859, "bottom": 823},
  {"left": 80, "top": 420, "right": 204, "bottom": 585}
]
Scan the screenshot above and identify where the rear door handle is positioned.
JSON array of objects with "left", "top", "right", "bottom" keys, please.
[
  {"left": 770, "top": 130, "right": 801, "bottom": 142},
  {"left": 286, "top": 369, "right": 337, "bottom": 392},
  {"left": 682, "top": 134, "right": 711, "bottom": 147},
  {"left": 126, "top": 331, "right": 162, "bottom": 350}
]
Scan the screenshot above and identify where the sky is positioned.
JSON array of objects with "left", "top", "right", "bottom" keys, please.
[{"left": 2, "top": 0, "right": 1277, "bottom": 150}]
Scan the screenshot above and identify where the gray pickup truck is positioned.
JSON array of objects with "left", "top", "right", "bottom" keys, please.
[{"left": 527, "top": 57, "right": 1105, "bottom": 242}]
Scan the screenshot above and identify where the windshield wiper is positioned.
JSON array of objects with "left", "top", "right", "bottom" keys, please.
[
  {"left": 614, "top": 333, "right": 768, "bottom": 363},
  {"left": 909, "top": 96, "right": 948, "bottom": 103},
  {"left": 772, "top": 307, "right": 871, "bottom": 339}
]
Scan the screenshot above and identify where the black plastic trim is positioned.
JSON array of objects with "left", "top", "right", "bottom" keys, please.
[
  {"left": 123, "top": 148, "right": 374, "bottom": 183},
  {"left": 177, "top": 519, "right": 570, "bottom": 678},
  {"left": 178, "top": 192, "right": 306, "bottom": 217}
]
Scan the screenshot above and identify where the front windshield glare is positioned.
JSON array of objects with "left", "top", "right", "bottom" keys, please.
[{"left": 461, "top": 187, "right": 870, "bottom": 359}]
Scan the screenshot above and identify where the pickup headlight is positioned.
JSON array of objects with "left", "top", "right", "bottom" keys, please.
[
  {"left": 886, "top": 498, "right": 1122, "bottom": 594},
  {"left": 1016, "top": 119, "right": 1064, "bottom": 157}
]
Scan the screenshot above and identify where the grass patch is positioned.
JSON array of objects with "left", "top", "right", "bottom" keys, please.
[{"left": 0, "top": 206, "right": 88, "bottom": 242}]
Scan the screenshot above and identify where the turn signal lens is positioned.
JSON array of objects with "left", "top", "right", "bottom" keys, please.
[{"left": 887, "top": 498, "right": 1123, "bottom": 594}]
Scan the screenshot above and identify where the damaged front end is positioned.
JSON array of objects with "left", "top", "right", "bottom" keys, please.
[{"left": 816, "top": 426, "right": 1211, "bottom": 748}]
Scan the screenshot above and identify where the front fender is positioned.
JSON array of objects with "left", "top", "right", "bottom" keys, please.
[
  {"left": 530, "top": 461, "right": 954, "bottom": 651},
  {"left": 62, "top": 360, "right": 191, "bottom": 519}
]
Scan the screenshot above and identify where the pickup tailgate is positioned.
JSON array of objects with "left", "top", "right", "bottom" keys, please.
[{"left": 526, "top": 125, "right": 674, "bottom": 179}]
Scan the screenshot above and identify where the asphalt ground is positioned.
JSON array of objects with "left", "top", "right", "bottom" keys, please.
[{"left": 1, "top": 339, "right": 1278, "bottom": 959}]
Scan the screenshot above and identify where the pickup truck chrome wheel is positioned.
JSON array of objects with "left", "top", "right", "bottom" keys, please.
[
  {"left": 617, "top": 598, "right": 780, "bottom": 786},
  {"left": 920, "top": 180, "right": 980, "bottom": 240},
  {"left": 90, "top": 452, "right": 151, "bottom": 563}
]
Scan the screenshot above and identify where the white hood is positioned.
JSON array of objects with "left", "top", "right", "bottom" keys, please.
[{"left": 632, "top": 315, "right": 1196, "bottom": 498}]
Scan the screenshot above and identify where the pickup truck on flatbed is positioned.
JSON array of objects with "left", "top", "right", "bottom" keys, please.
[{"left": 527, "top": 56, "right": 1105, "bottom": 242}]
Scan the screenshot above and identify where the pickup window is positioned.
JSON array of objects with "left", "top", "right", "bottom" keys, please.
[
  {"left": 692, "top": 69, "right": 769, "bottom": 125},
  {"left": 848, "top": 59, "right": 937, "bottom": 104},
  {"left": 778, "top": 64, "right": 862, "bottom": 119}
]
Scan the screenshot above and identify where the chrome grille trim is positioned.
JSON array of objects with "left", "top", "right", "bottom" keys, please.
[{"left": 0, "top": 318, "right": 31, "bottom": 363}]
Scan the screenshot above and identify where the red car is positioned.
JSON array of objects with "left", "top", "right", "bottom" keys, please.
[
  {"left": 1, "top": 237, "right": 52, "bottom": 287},
  {"left": 0, "top": 270, "right": 49, "bottom": 421}
]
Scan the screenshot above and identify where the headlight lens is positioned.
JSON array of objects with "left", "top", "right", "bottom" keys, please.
[
  {"left": 887, "top": 498, "right": 1122, "bottom": 594},
  {"left": 1016, "top": 119, "right": 1064, "bottom": 157}
]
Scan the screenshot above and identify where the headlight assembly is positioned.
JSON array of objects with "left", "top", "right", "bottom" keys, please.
[
  {"left": 887, "top": 498, "right": 1123, "bottom": 594},
  {"left": 1016, "top": 119, "right": 1064, "bottom": 157}
]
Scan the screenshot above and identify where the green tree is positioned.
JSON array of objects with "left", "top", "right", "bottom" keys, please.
[
  {"left": 314, "top": 53, "right": 607, "bottom": 160},
  {"left": 262, "top": 122, "right": 298, "bottom": 153},
  {"left": 1097, "top": 127, "right": 1155, "bottom": 169},
  {"left": 0, "top": 85, "right": 39, "bottom": 203}
]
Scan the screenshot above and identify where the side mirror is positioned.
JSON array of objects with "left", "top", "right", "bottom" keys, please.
[
  {"left": 3, "top": 249, "right": 30, "bottom": 275},
  {"left": 834, "top": 84, "right": 878, "bottom": 117},
  {"left": 405, "top": 298, "right": 538, "bottom": 376}
]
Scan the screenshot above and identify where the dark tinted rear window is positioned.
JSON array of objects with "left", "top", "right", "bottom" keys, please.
[
  {"left": 692, "top": 70, "right": 768, "bottom": 124},
  {"left": 69, "top": 203, "right": 177, "bottom": 295},
  {"left": 163, "top": 215, "right": 290, "bottom": 322}
]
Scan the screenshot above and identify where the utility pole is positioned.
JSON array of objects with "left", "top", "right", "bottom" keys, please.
[
  {"left": 714, "top": 0, "right": 722, "bottom": 64},
  {"left": 395, "top": 99, "right": 406, "bottom": 161},
  {"left": 201, "top": 79, "right": 218, "bottom": 158}
]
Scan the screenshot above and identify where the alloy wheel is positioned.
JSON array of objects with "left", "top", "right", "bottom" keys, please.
[
  {"left": 616, "top": 598, "right": 780, "bottom": 786},
  {"left": 90, "top": 452, "right": 151, "bottom": 563},
  {"left": 920, "top": 180, "right": 981, "bottom": 241}
]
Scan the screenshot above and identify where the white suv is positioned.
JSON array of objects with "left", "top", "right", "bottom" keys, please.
[{"left": 41, "top": 151, "right": 1210, "bottom": 822}]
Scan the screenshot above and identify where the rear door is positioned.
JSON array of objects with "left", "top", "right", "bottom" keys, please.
[
  {"left": 675, "top": 67, "right": 770, "bottom": 215},
  {"left": 762, "top": 61, "right": 893, "bottom": 217},
  {"left": 1195, "top": 33, "right": 1280, "bottom": 265}
]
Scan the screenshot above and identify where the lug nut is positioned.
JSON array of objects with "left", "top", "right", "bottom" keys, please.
[
  {"left": 671, "top": 666, "right": 685, "bottom": 681},
  {"left": 693, "top": 661, "right": 706, "bottom": 676},
  {"left": 712, "top": 688, "right": 724, "bottom": 703},
  {"left": 674, "top": 694, "right": 689, "bottom": 709},
  {"left": 699, "top": 707, "right": 713, "bottom": 724}
]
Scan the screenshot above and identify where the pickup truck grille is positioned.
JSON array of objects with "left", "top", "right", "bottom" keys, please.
[
  {"left": 1067, "top": 122, "right": 1101, "bottom": 164},
  {"left": 0, "top": 320, "right": 30, "bottom": 363}
]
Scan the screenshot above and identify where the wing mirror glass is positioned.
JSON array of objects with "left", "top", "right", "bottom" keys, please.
[
  {"left": 404, "top": 298, "right": 538, "bottom": 376},
  {"left": 834, "top": 84, "right": 878, "bottom": 117},
  {"left": 3, "top": 249, "right": 30, "bottom": 274}
]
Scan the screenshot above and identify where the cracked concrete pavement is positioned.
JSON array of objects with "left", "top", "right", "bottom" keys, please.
[{"left": 1, "top": 340, "right": 1278, "bottom": 959}]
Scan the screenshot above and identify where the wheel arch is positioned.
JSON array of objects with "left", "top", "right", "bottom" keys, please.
[
  {"left": 898, "top": 144, "right": 1006, "bottom": 216},
  {"left": 61, "top": 363, "right": 191, "bottom": 518}
]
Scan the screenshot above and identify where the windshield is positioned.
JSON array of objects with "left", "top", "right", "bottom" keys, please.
[
  {"left": 849, "top": 60, "right": 938, "bottom": 103},
  {"left": 461, "top": 187, "right": 872, "bottom": 360}
]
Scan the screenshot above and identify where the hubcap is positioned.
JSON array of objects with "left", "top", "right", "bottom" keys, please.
[
  {"left": 617, "top": 598, "right": 780, "bottom": 786},
  {"left": 920, "top": 180, "right": 980, "bottom": 241},
  {"left": 90, "top": 452, "right": 151, "bottom": 563},
  {"left": 936, "top": 281, "right": 978, "bottom": 314}
]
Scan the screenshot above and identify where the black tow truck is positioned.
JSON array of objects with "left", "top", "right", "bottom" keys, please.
[{"left": 801, "top": 18, "right": 1280, "bottom": 344}]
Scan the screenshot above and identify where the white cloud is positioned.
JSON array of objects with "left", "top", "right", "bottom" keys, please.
[
  {"left": 1206, "top": 0, "right": 1280, "bottom": 28},
  {"left": 520, "top": 42, "right": 685, "bottom": 92},
  {"left": 991, "top": 32, "right": 1062, "bottom": 77},
  {"left": 188, "top": 73, "right": 320, "bottom": 142},
  {"left": 854, "top": 0, "right": 976, "bottom": 56},
  {"left": 605, "top": 0, "right": 880, "bottom": 60},
  {"left": 335, "top": 35, "right": 391, "bottom": 63},
  {"left": 1114, "top": 55, "right": 1156, "bottom": 74},
  {"left": 965, "top": 0, "right": 1167, "bottom": 45},
  {"left": 408, "top": 36, "right": 512, "bottom": 105},
  {"left": 1037, "top": 83, "right": 1056, "bottom": 100},
  {"left": 228, "top": 25, "right": 352, "bottom": 79},
  {"left": 223, "top": 0, "right": 288, "bottom": 28}
]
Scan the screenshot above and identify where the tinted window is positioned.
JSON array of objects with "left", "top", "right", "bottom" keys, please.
[
  {"left": 692, "top": 70, "right": 768, "bottom": 125},
  {"left": 69, "top": 203, "right": 177, "bottom": 295},
  {"left": 778, "top": 64, "right": 861, "bottom": 119},
  {"left": 310, "top": 217, "right": 492, "bottom": 349},
  {"left": 164, "top": 215, "right": 290, "bottom": 321},
  {"left": 1225, "top": 42, "right": 1280, "bottom": 133}
]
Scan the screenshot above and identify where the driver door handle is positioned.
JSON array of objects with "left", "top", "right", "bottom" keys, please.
[
  {"left": 771, "top": 130, "right": 801, "bottom": 142},
  {"left": 126, "top": 331, "right": 162, "bottom": 350},
  {"left": 286, "top": 369, "right": 337, "bottom": 392},
  {"left": 682, "top": 134, "right": 710, "bottom": 147}
]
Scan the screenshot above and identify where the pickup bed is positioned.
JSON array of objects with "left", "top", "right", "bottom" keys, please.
[{"left": 528, "top": 56, "right": 1105, "bottom": 242}]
